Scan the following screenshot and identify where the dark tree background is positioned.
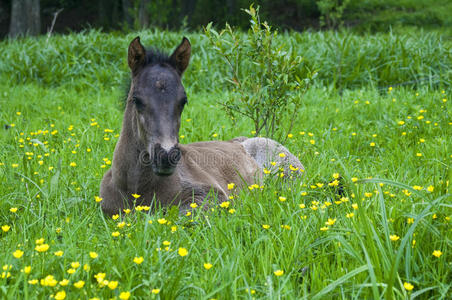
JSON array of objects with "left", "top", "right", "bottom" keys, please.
[
  {"left": 0, "top": 0, "right": 450, "bottom": 38},
  {"left": 0, "top": 0, "right": 322, "bottom": 38}
]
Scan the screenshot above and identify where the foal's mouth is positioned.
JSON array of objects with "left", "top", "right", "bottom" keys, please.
[{"left": 152, "top": 165, "right": 177, "bottom": 176}]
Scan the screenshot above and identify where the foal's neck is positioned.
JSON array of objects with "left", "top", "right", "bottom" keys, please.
[{"left": 112, "top": 101, "right": 156, "bottom": 192}]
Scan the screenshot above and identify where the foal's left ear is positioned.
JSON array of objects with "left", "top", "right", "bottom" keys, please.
[{"left": 170, "top": 37, "right": 191, "bottom": 75}]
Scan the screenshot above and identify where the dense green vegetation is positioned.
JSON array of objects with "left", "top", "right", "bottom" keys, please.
[{"left": 0, "top": 27, "right": 451, "bottom": 299}]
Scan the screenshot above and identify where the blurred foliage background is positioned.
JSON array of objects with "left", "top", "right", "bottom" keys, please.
[{"left": 1, "top": 0, "right": 452, "bottom": 38}]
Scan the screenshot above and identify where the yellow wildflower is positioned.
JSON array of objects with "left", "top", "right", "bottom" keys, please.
[
  {"left": 274, "top": 270, "right": 284, "bottom": 276},
  {"left": 73, "top": 280, "right": 85, "bottom": 288},
  {"left": 204, "top": 263, "right": 213, "bottom": 270},
  {"left": 432, "top": 250, "right": 443, "bottom": 258},
  {"left": 403, "top": 282, "right": 414, "bottom": 291},
  {"left": 13, "top": 249, "right": 24, "bottom": 258},
  {"left": 389, "top": 235, "right": 400, "bottom": 241},
  {"left": 178, "top": 247, "right": 188, "bottom": 257},
  {"left": 35, "top": 244, "right": 49, "bottom": 252},
  {"left": 54, "top": 291, "right": 66, "bottom": 300},
  {"left": 133, "top": 256, "right": 144, "bottom": 264}
]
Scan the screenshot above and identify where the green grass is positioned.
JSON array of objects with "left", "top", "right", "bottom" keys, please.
[{"left": 0, "top": 29, "right": 451, "bottom": 299}]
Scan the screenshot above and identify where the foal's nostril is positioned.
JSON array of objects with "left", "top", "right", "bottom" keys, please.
[
  {"left": 168, "top": 147, "right": 181, "bottom": 166},
  {"left": 152, "top": 144, "right": 180, "bottom": 168}
]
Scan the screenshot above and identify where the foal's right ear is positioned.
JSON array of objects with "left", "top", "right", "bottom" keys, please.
[{"left": 128, "top": 36, "right": 146, "bottom": 73}]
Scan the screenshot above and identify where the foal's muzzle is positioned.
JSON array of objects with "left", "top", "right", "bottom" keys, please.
[{"left": 151, "top": 143, "right": 181, "bottom": 176}]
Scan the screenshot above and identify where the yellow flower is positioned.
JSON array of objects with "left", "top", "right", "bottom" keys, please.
[
  {"left": 112, "top": 214, "right": 119, "bottom": 220},
  {"left": 94, "top": 196, "right": 103, "bottom": 202},
  {"left": 2, "top": 225, "right": 11, "bottom": 232},
  {"left": 407, "top": 218, "right": 414, "bottom": 224},
  {"left": 190, "top": 203, "right": 198, "bottom": 208},
  {"left": 178, "top": 247, "right": 188, "bottom": 257},
  {"left": 346, "top": 213, "right": 354, "bottom": 218},
  {"left": 262, "top": 224, "right": 270, "bottom": 229},
  {"left": 299, "top": 203, "right": 306, "bottom": 208},
  {"left": 24, "top": 266, "right": 31, "bottom": 274},
  {"left": 325, "top": 218, "right": 336, "bottom": 226},
  {"left": 28, "top": 279, "right": 38, "bottom": 285},
  {"left": 157, "top": 218, "right": 167, "bottom": 224},
  {"left": 67, "top": 268, "right": 76, "bottom": 274},
  {"left": 203, "top": 263, "right": 213, "bottom": 270},
  {"left": 13, "top": 249, "right": 24, "bottom": 258},
  {"left": 274, "top": 270, "right": 284, "bottom": 276},
  {"left": 41, "top": 275, "right": 58, "bottom": 287},
  {"left": 220, "top": 201, "right": 230, "bottom": 208},
  {"left": 74, "top": 280, "right": 85, "bottom": 289},
  {"left": 117, "top": 221, "right": 126, "bottom": 229},
  {"left": 10, "top": 207, "right": 18, "bottom": 213},
  {"left": 364, "top": 192, "right": 373, "bottom": 197},
  {"left": 11, "top": 163, "right": 19, "bottom": 168},
  {"left": 287, "top": 133, "right": 293, "bottom": 138},
  {"left": 69, "top": 162, "right": 77, "bottom": 167},
  {"left": 403, "top": 282, "right": 414, "bottom": 291},
  {"left": 35, "top": 244, "right": 49, "bottom": 252},
  {"left": 352, "top": 203, "right": 358, "bottom": 210},
  {"left": 432, "top": 250, "right": 443, "bottom": 258},
  {"left": 278, "top": 153, "right": 286, "bottom": 158},
  {"left": 309, "top": 139, "right": 315, "bottom": 145},
  {"left": 94, "top": 272, "right": 106, "bottom": 283},
  {"left": 83, "top": 264, "right": 90, "bottom": 272},
  {"left": 119, "top": 292, "right": 131, "bottom": 300},
  {"left": 412, "top": 185, "right": 423, "bottom": 191},
  {"left": 71, "top": 261, "right": 80, "bottom": 269},
  {"left": 90, "top": 251, "right": 98, "bottom": 259},
  {"left": 123, "top": 208, "right": 131, "bottom": 214},
  {"left": 58, "top": 278, "right": 69, "bottom": 286},
  {"left": 131, "top": 193, "right": 141, "bottom": 199},
  {"left": 278, "top": 196, "right": 286, "bottom": 202},
  {"left": 398, "top": 121, "right": 405, "bottom": 125},
  {"left": 54, "top": 290, "right": 66, "bottom": 300},
  {"left": 389, "top": 235, "right": 400, "bottom": 241},
  {"left": 54, "top": 250, "right": 64, "bottom": 257},
  {"left": 133, "top": 256, "right": 144, "bottom": 264},
  {"left": 370, "top": 142, "right": 376, "bottom": 147},
  {"left": 111, "top": 231, "right": 120, "bottom": 237},
  {"left": 108, "top": 280, "right": 118, "bottom": 290},
  {"left": 227, "top": 183, "right": 235, "bottom": 190},
  {"left": 228, "top": 208, "right": 236, "bottom": 214},
  {"left": 152, "top": 288, "right": 161, "bottom": 294},
  {"left": 427, "top": 185, "right": 434, "bottom": 192},
  {"left": 320, "top": 226, "right": 329, "bottom": 231}
]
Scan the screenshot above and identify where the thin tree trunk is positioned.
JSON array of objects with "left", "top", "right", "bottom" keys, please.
[
  {"left": 122, "top": 0, "right": 133, "bottom": 28},
  {"left": 138, "top": 0, "right": 150, "bottom": 28},
  {"left": 9, "top": 0, "right": 40, "bottom": 37}
]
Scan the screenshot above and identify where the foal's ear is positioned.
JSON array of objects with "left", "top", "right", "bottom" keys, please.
[
  {"left": 170, "top": 37, "right": 191, "bottom": 75},
  {"left": 128, "top": 36, "right": 146, "bottom": 73}
]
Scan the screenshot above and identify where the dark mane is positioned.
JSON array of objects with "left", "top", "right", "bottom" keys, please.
[
  {"left": 120, "top": 47, "right": 173, "bottom": 108},
  {"left": 143, "top": 47, "right": 173, "bottom": 68}
]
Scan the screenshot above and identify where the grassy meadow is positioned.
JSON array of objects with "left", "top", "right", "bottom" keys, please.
[{"left": 0, "top": 29, "right": 451, "bottom": 299}]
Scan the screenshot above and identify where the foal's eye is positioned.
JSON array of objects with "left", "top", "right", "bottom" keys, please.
[{"left": 132, "top": 97, "right": 145, "bottom": 110}]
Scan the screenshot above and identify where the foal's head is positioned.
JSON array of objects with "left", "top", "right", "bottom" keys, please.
[{"left": 127, "top": 36, "right": 191, "bottom": 176}]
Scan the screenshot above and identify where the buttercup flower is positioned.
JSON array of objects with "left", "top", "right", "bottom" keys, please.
[{"left": 178, "top": 247, "right": 188, "bottom": 257}]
